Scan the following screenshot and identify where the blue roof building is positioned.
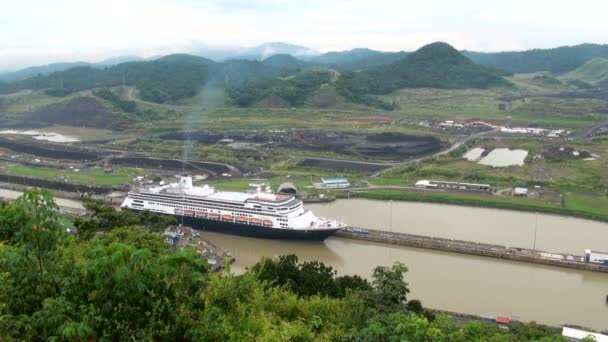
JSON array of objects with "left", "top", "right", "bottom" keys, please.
[{"left": 321, "top": 176, "right": 350, "bottom": 188}]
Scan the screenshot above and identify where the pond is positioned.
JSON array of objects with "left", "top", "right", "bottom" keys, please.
[
  {"left": 463, "top": 147, "right": 485, "bottom": 161},
  {"left": 478, "top": 148, "right": 528, "bottom": 167}
]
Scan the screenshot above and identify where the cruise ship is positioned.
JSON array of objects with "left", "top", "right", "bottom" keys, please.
[{"left": 121, "top": 176, "right": 345, "bottom": 240}]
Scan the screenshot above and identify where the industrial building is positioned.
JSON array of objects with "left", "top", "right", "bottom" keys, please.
[
  {"left": 415, "top": 180, "right": 492, "bottom": 192},
  {"left": 321, "top": 176, "right": 350, "bottom": 189},
  {"left": 512, "top": 187, "right": 529, "bottom": 197}
]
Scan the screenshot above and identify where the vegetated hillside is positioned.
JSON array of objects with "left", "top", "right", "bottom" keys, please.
[
  {"left": 0, "top": 62, "right": 90, "bottom": 82},
  {"left": 228, "top": 69, "right": 333, "bottom": 107},
  {"left": 561, "top": 58, "right": 608, "bottom": 84},
  {"left": 262, "top": 54, "right": 308, "bottom": 72},
  {"left": 336, "top": 42, "right": 510, "bottom": 109},
  {"left": 2, "top": 54, "right": 304, "bottom": 104},
  {"left": 309, "top": 48, "right": 409, "bottom": 70},
  {"left": 4, "top": 55, "right": 214, "bottom": 104},
  {"left": 463, "top": 43, "right": 608, "bottom": 74},
  {"left": 209, "top": 58, "right": 292, "bottom": 89},
  {"left": 23, "top": 96, "right": 131, "bottom": 129}
]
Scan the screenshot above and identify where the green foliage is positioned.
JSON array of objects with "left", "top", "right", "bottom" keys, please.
[
  {"left": 251, "top": 254, "right": 372, "bottom": 298},
  {"left": 94, "top": 88, "right": 137, "bottom": 112},
  {"left": 369, "top": 262, "right": 410, "bottom": 311},
  {"left": 229, "top": 69, "right": 332, "bottom": 106},
  {"left": 12, "top": 55, "right": 213, "bottom": 103},
  {"left": 336, "top": 42, "right": 510, "bottom": 108},
  {"left": 562, "top": 57, "right": 608, "bottom": 84},
  {"left": 0, "top": 81, "right": 17, "bottom": 94},
  {"left": 464, "top": 43, "right": 608, "bottom": 73},
  {"left": 74, "top": 198, "right": 176, "bottom": 239},
  {"left": 92, "top": 226, "right": 170, "bottom": 255},
  {"left": 0, "top": 191, "right": 576, "bottom": 340}
]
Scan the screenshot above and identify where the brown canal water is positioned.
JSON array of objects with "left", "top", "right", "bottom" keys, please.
[
  {"left": 308, "top": 199, "right": 608, "bottom": 256},
  {"left": 202, "top": 199, "right": 608, "bottom": 330}
]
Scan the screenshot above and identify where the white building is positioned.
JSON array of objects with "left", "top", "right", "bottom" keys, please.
[{"left": 321, "top": 176, "right": 350, "bottom": 188}]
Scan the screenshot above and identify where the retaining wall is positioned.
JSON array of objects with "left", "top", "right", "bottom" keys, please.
[{"left": 336, "top": 229, "right": 608, "bottom": 273}]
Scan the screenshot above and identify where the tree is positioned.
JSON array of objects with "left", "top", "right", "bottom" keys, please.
[
  {"left": 75, "top": 198, "right": 176, "bottom": 239},
  {"left": 251, "top": 254, "right": 372, "bottom": 298},
  {"left": 370, "top": 262, "right": 410, "bottom": 310}
]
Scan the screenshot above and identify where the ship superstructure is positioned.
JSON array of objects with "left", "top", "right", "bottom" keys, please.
[{"left": 121, "top": 176, "right": 344, "bottom": 240}]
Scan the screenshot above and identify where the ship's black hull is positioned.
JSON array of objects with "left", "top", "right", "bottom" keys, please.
[{"left": 170, "top": 214, "right": 340, "bottom": 241}]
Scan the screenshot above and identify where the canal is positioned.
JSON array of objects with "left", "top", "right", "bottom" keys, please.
[{"left": 202, "top": 199, "right": 608, "bottom": 330}]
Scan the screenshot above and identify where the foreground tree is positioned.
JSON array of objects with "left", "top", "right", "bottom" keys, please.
[{"left": 0, "top": 191, "right": 577, "bottom": 341}]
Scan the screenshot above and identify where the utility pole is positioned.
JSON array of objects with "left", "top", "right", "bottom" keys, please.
[
  {"left": 533, "top": 211, "right": 538, "bottom": 250},
  {"left": 389, "top": 200, "right": 393, "bottom": 233}
]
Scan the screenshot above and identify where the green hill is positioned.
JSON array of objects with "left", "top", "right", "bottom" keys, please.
[
  {"left": 228, "top": 69, "right": 332, "bottom": 107},
  {"left": 335, "top": 42, "right": 510, "bottom": 108},
  {"left": 561, "top": 57, "right": 608, "bottom": 84},
  {"left": 463, "top": 43, "right": 608, "bottom": 74},
  {"left": 309, "top": 48, "right": 409, "bottom": 70},
  {"left": 1, "top": 54, "right": 304, "bottom": 104},
  {"left": 8, "top": 55, "right": 213, "bottom": 103}
]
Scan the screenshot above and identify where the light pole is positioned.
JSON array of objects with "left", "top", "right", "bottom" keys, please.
[
  {"left": 389, "top": 200, "right": 393, "bottom": 233},
  {"left": 533, "top": 211, "right": 538, "bottom": 250}
]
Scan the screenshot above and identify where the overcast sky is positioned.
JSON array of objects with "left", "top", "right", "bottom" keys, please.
[{"left": 1, "top": 0, "right": 607, "bottom": 70}]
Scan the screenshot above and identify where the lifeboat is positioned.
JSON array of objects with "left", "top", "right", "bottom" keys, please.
[
  {"left": 174, "top": 208, "right": 183, "bottom": 215},
  {"left": 222, "top": 214, "right": 233, "bottom": 221},
  {"left": 183, "top": 209, "right": 194, "bottom": 217},
  {"left": 195, "top": 210, "right": 207, "bottom": 217},
  {"left": 250, "top": 218, "right": 261, "bottom": 225},
  {"left": 208, "top": 212, "right": 220, "bottom": 219},
  {"left": 236, "top": 216, "right": 247, "bottom": 223},
  {"left": 263, "top": 219, "right": 273, "bottom": 227}
]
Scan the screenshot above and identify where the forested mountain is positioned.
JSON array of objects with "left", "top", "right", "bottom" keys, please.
[
  {"left": 9, "top": 55, "right": 214, "bottom": 103},
  {"left": 561, "top": 57, "right": 608, "bottom": 85},
  {"left": 4, "top": 42, "right": 608, "bottom": 109},
  {"left": 0, "top": 62, "right": 90, "bottom": 82},
  {"left": 308, "top": 48, "right": 409, "bottom": 70},
  {"left": 262, "top": 54, "right": 309, "bottom": 71},
  {"left": 0, "top": 54, "right": 306, "bottom": 104},
  {"left": 463, "top": 43, "right": 608, "bottom": 74},
  {"left": 335, "top": 42, "right": 510, "bottom": 108}
]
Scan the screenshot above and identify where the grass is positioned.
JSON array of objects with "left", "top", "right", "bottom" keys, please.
[
  {"left": 0, "top": 163, "right": 136, "bottom": 186},
  {"left": 565, "top": 193, "right": 608, "bottom": 217}
]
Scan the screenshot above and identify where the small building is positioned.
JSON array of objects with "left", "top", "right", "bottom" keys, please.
[
  {"left": 512, "top": 187, "right": 528, "bottom": 197},
  {"left": 321, "top": 176, "right": 350, "bottom": 189},
  {"left": 415, "top": 179, "right": 491, "bottom": 192},
  {"left": 103, "top": 166, "right": 113, "bottom": 174}
]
